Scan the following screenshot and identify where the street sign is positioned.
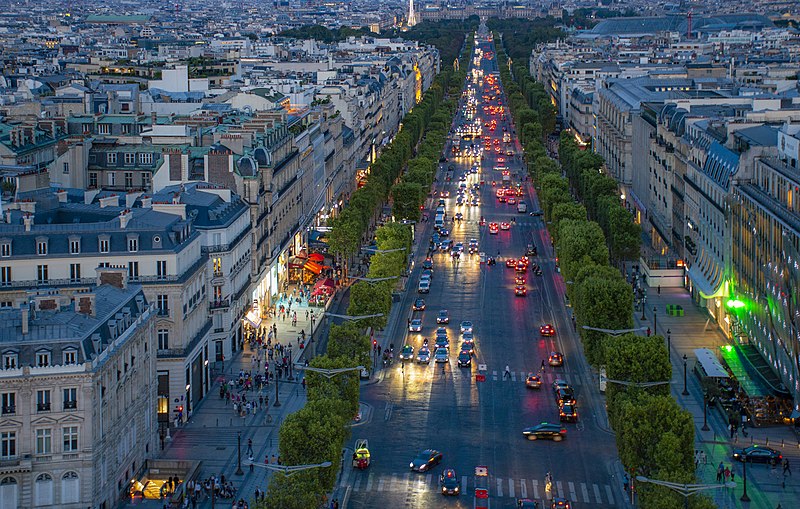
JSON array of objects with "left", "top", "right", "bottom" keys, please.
[{"left": 475, "top": 374, "right": 486, "bottom": 382}]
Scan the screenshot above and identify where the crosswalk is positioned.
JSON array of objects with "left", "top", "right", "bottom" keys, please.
[
  {"left": 386, "top": 367, "right": 577, "bottom": 387},
  {"left": 340, "top": 470, "right": 616, "bottom": 505}
]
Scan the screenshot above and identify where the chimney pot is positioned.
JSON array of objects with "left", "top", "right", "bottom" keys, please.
[
  {"left": 23, "top": 214, "right": 33, "bottom": 232},
  {"left": 21, "top": 304, "right": 30, "bottom": 335}
]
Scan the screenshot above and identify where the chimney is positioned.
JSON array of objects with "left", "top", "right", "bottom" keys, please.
[
  {"left": 99, "top": 195, "right": 119, "bottom": 208},
  {"left": 23, "top": 213, "right": 33, "bottom": 232},
  {"left": 56, "top": 189, "right": 68, "bottom": 203},
  {"left": 21, "top": 303, "right": 30, "bottom": 335},
  {"left": 76, "top": 293, "right": 96, "bottom": 317},
  {"left": 97, "top": 266, "right": 128, "bottom": 290},
  {"left": 119, "top": 209, "right": 131, "bottom": 229},
  {"left": 141, "top": 196, "right": 152, "bottom": 208},
  {"left": 151, "top": 111, "right": 157, "bottom": 126}
]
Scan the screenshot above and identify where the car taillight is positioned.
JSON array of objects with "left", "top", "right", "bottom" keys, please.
[{"left": 561, "top": 429, "right": 566, "bottom": 433}]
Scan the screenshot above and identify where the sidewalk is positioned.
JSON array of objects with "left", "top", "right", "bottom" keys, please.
[
  {"left": 631, "top": 279, "right": 799, "bottom": 508},
  {"left": 143, "top": 287, "right": 348, "bottom": 509}
]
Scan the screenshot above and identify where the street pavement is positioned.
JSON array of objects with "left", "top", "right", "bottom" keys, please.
[
  {"left": 632, "top": 284, "right": 800, "bottom": 508},
  {"left": 341, "top": 29, "right": 628, "bottom": 509}
]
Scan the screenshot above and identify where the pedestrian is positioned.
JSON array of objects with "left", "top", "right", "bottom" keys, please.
[
  {"left": 658, "top": 285, "right": 661, "bottom": 295},
  {"left": 646, "top": 327, "right": 651, "bottom": 337},
  {"left": 540, "top": 359, "right": 545, "bottom": 372},
  {"left": 333, "top": 499, "right": 339, "bottom": 509},
  {"left": 504, "top": 365, "right": 511, "bottom": 379},
  {"left": 716, "top": 462, "right": 724, "bottom": 483},
  {"left": 701, "top": 451, "right": 707, "bottom": 465},
  {"left": 724, "top": 466, "right": 731, "bottom": 482},
  {"left": 695, "top": 450, "right": 700, "bottom": 469},
  {"left": 730, "top": 470, "right": 735, "bottom": 484},
  {"left": 301, "top": 377, "right": 306, "bottom": 389},
  {"left": 783, "top": 458, "right": 791, "bottom": 476}
]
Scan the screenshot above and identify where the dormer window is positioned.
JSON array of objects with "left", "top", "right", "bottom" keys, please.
[
  {"left": 99, "top": 235, "right": 110, "bottom": 254},
  {"left": 127, "top": 234, "right": 139, "bottom": 253},
  {"left": 69, "top": 237, "right": 80, "bottom": 255},
  {"left": 139, "top": 152, "right": 153, "bottom": 165},
  {"left": 63, "top": 349, "right": 77, "bottom": 365},
  {"left": 36, "top": 238, "right": 48, "bottom": 256},
  {"left": 107, "top": 153, "right": 117, "bottom": 165},
  {"left": 124, "top": 153, "right": 135, "bottom": 165},
  {"left": 36, "top": 350, "right": 51, "bottom": 367},
  {"left": 2, "top": 351, "right": 17, "bottom": 369}
]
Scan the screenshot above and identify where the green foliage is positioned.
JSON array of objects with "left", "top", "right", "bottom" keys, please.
[
  {"left": 555, "top": 219, "right": 609, "bottom": 283},
  {"left": 278, "top": 24, "right": 377, "bottom": 42},
  {"left": 256, "top": 472, "right": 323, "bottom": 509},
  {"left": 391, "top": 182, "right": 423, "bottom": 221},
  {"left": 487, "top": 18, "right": 564, "bottom": 61},
  {"left": 306, "top": 355, "right": 362, "bottom": 420},
  {"left": 327, "top": 322, "right": 371, "bottom": 364},
  {"left": 573, "top": 275, "right": 633, "bottom": 365}
]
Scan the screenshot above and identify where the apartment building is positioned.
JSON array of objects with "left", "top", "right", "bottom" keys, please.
[{"left": 0, "top": 279, "right": 158, "bottom": 509}]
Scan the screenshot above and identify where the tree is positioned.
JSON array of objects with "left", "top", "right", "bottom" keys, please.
[
  {"left": 347, "top": 281, "right": 391, "bottom": 329},
  {"left": 391, "top": 182, "right": 423, "bottom": 221},
  {"left": 604, "top": 334, "right": 671, "bottom": 392},
  {"left": 555, "top": 219, "right": 609, "bottom": 283},
  {"left": 573, "top": 274, "right": 633, "bottom": 365},
  {"left": 305, "top": 354, "right": 362, "bottom": 419},
  {"left": 327, "top": 322, "right": 371, "bottom": 365},
  {"left": 257, "top": 472, "right": 323, "bottom": 509}
]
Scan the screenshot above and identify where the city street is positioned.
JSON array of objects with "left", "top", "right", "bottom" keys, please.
[{"left": 340, "top": 29, "right": 627, "bottom": 509}]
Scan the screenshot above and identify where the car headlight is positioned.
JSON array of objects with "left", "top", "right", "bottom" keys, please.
[
  {"left": 442, "top": 487, "right": 447, "bottom": 492},
  {"left": 410, "top": 462, "right": 415, "bottom": 468}
]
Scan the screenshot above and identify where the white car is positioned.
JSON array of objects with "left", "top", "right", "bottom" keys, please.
[
  {"left": 409, "top": 318, "right": 423, "bottom": 332},
  {"left": 434, "top": 348, "right": 449, "bottom": 363},
  {"left": 460, "top": 321, "right": 474, "bottom": 334},
  {"left": 418, "top": 280, "right": 431, "bottom": 293}
]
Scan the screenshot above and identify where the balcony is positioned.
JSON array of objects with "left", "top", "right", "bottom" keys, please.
[
  {"left": 37, "top": 402, "right": 51, "bottom": 412},
  {"left": 1, "top": 405, "right": 15, "bottom": 415},
  {"left": 209, "top": 299, "right": 230, "bottom": 311},
  {"left": 63, "top": 401, "right": 77, "bottom": 411}
]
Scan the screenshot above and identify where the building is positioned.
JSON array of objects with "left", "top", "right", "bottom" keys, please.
[{"left": 0, "top": 278, "right": 158, "bottom": 509}]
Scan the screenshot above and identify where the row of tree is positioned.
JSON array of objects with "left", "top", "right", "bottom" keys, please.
[
  {"left": 256, "top": 30, "right": 475, "bottom": 508},
  {"left": 495, "top": 34, "right": 712, "bottom": 509}
]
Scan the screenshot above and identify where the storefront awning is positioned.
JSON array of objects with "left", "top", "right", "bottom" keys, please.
[
  {"left": 314, "top": 277, "right": 335, "bottom": 288},
  {"left": 309, "top": 230, "right": 328, "bottom": 246},
  {"left": 694, "top": 348, "right": 729, "bottom": 379},
  {"left": 687, "top": 249, "right": 725, "bottom": 299},
  {"left": 309, "top": 252, "right": 325, "bottom": 262},
  {"left": 304, "top": 261, "right": 323, "bottom": 274},
  {"left": 288, "top": 256, "right": 305, "bottom": 269}
]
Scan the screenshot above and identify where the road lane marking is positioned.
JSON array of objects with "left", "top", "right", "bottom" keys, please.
[
  {"left": 353, "top": 476, "right": 361, "bottom": 492},
  {"left": 556, "top": 481, "right": 564, "bottom": 498},
  {"left": 496, "top": 477, "right": 503, "bottom": 497},
  {"left": 508, "top": 478, "right": 515, "bottom": 498},
  {"left": 568, "top": 481, "right": 577, "bottom": 502},
  {"left": 339, "top": 462, "right": 350, "bottom": 486},
  {"left": 492, "top": 370, "right": 498, "bottom": 381},
  {"left": 532, "top": 479, "right": 539, "bottom": 499},
  {"left": 605, "top": 484, "right": 615, "bottom": 504},
  {"left": 593, "top": 484, "right": 602, "bottom": 502},
  {"left": 365, "top": 472, "right": 373, "bottom": 492},
  {"left": 581, "top": 483, "right": 590, "bottom": 502},
  {"left": 377, "top": 476, "right": 385, "bottom": 492},
  {"left": 425, "top": 474, "right": 432, "bottom": 489},
  {"left": 519, "top": 479, "right": 527, "bottom": 498},
  {"left": 461, "top": 476, "right": 468, "bottom": 494},
  {"left": 510, "top": 371, "right": 517, "bottom": 382},
  {"left": 403, "top": 472, "right": 410, "bottom": 491}
]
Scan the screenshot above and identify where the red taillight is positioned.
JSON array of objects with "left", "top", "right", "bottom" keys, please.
[{"left": 561, "top": 429, "right": 567, "bottom": 434}]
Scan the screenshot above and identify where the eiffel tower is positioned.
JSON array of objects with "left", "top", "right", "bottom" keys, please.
[{"left": 407, "top": 0, "right": 417, "bottom": 27}]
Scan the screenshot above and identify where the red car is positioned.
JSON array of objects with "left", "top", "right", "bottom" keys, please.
[
  {"left": 515, "top": 285, "right": 527, "bottom": 296},
  {"left": 489, "top": 223, "right": 499, "bottom": 234},
  {"left": 506, "top": 258, "right": 517, "bottom": 268},
  {"left": 540, "top": 324, "right": 555, "bottom": 337},
  {"left": 500, "top": 222, "right": 510, "bottom": 230}
]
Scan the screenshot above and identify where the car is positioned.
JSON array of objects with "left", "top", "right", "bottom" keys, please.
[
  {"left": 413, "top": 298, "right": 426, "bottom": 311},
  {"left": 550, "top": 498, "right": 572, "bottom": 509},
  {"left": 506, "top": 258, "right": 517, "bottom": 268},
  {"left": 522, "top": 423, "right": 567, "bottom": 441},
  {"left": 434, "top": 348, "right": 449, "bottom": 363},
  {"left": 471, "top": 197, "right": 480, "bottom": 206},
  {"left": 440, "top": 469, "right": 460, "bottom": 495},
  {"left": 515, "top": 262, "right": 527, "bottom": 273},
  {"left": 526, "top": 373, "right": 542, "bottom": 389},
  {"left": 440, "top": 191, "right": 450, "bottom": 198},
  {"left": 508, "top": 197, "right": 517, "bottom": 205},
  {"left": 459, "top": 341, "right": 474, "bottom": 355},
  {"left": 732, "top": 445, "right": 783, "bottom": 464},
  {"left": 548, "top": 352, "right": 564, "bottom": 366},
  {"left": 555, "top": 387, "right": 576, "bottom": 406},
  {"left": 515, "top": 276, "right": 526, "bottom": 285},
  {"left": 460, "top": 321, "right": 474, "bottom": 333},
  {"left": 422, "top": 259, "right": 433, "bottom": 270},
  {"left": 420, "top": 274, "right": 431, "bottom": 286},
  {"left": 559, "top": 403, "right": 578, "bottom": 422},
  {"left": 439, "top": 228, "right": 450, "bottom": 237},
  {"left": 422, "top": 268, "right": 434, "bottom": 280},
  {"left": 400, "top": 345, "right": 414, "bottom": 360},
  {"left": 489, "top": 222, "right": 499, "bottom": 234},
  {"left": 457, "top": 351, "right": 472, "bottom": 367},
  {"left": 517, "top": 499, "right": 540, "bottom": 508},
  {"left": 418, "top": 280, "right": 430, "bottom": 293},
  {"left": 500, "top": 222, "right": 511, "bottom": 230},
  {"left": 540, "top": 324, "right": 555, "bottom": 337},
  {"left": 439, "top": 239, "right": 452, "bottom": 251},
  {"left": 416, "top": 347, "right": 431, "bottom": 363},
  {"left": 552, "top": 379, "right": 570, "bottom": 393},
  {"left": 435, "top": 336, "right": 450, "bottom": 351},
  {"left": 498, "top": 194, "right": 507, "bottom": 203},
  {"left": 462, "top": 331, "right": 474, "bottom": 343},
  {"left": 530, "top": 209, "right": 544, "bottom": 217},
  {"left": 410, "top": 449, "right": 443, "bottom": 472},
  {"left": 360, "top": 367, "right": 370, "bottom": 380},
  {"left": 515, "top": 285, "right": 527, "bottom": 296},
  {"left": 455, "top": 212, "right": 463, "bottom": 221},
  {"left": 437, "top": 310, "right": 450, "bottom": 324},
  {"left": 456, "top": 197, "right": 464, "bottom": 206},
  {"left": 436, "top": 326, "right": 448, "bottom": 336},
  {"left": 409, "top": 318, "right": 423, "bottom": 332}
]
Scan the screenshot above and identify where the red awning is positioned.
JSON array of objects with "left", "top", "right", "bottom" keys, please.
[
  {"left": 308, "top": 253, "right": 325, "bottom": 262},
  {"left": 318, "top": 278, "right": 335, "bottom": 288},
  {"left": 304, "top": 261, "right": 323, "bottom": 274}
]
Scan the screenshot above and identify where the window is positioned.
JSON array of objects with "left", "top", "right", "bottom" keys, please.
[
  {"left": 125, "top": 172, "right": 133, "bottom": 188},
  {"left": 36, "top": 265, "right": 48, "bottom": 284},
  {"left": 62, "top": 426, "right": 78, "bottom": 452},
  {"left": 0, "top": 432, "right": 16, "bottom": 459},
  {"left": 62, "top": 388, "right": 77, "bottom": 412},
  {"left": 128, "top": 237, "right": 138, "bottom": 252},
  {"left": 36, "top": 351, "right": 50, "bottom": 367},
  {"left": 107, "top": 172, "right": 115, "bottom": 186},
  {"left": 142, "top": 172, "right": 151, "bottom": 187},
  {"left": 156, "top": 294, "right": 169, "bottom": 316},
  {"left": 35, "top": 429, "right": 51, "bottom": 454},
  {"left": 62, "top": 162, "right": 69, "bottom": 174},
  {"left": 61, "top": 472, "right": 79, "bottom": 503},
  {"left": 107, "top": 153, "right": 117, "bottom": 165},
  {"left": 157, "top": 329, "right": 169, "bottom": 350},
  {"left": 0, "top": 242, "right": 9, "bottom": 257},
  {"left": 1, "top": 392, "right": 14, "bottom": 415},
  {"left": 35, "top": 473, "right": 53, "bottom": 506},
  {"left": 89, "top": 172, "right": 98, "bottom": 188},
  {"left": 0, "top": 266, "right": 10, "bottom": 286},
  {"left": 69, "top": 263, "right": 81, "bottom": 282},
  {"left": 69, "top": 238, "right": 80, "bottom": 254},
  {"left": 128, "top": 261, "right": 139, "bottom": 280},
  {"left": 124, "top": 153, "right": 135, "bottom": 165},
  {"left": 2, "top": 352, "right": 16, "bottom": 369},
  {"left": 63, "top": 350, "right": 77, "bottom": 365},
  {"left": 121, "top": 121, "right": 132, "bottom": 132},
  {"left": 212, "top": 257, "right": 222, "bottom": 276},
  {"left": 139, "top": 152, "right": 153, "bottom": 164},
  {"left": 97, "top": 123, "right": 111, "bottom": 135},
  {"left": 99, "top": 237, "right": 110, "bottom": 253},
  {"left": 36, "top": 389, "right": 51, "bottom": 412},
  {"left": 36, "top": 240, "right": 47, "bottom": 255},
  {"left": 213, "top": 285, "right": 222, "bottom": 302},
  {"left": 156, "top": 260, "right": 167, "bottom": 279}
]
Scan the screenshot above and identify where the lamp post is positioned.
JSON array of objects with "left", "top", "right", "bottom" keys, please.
[
  {"left": 235, "top": 431, "right": 244, "bottom": 475},
  {"left": 582, "top": 326, "right": 648, "bottom": 337},
  {"left": 740, "top": 453, "right": 751, "bottom": 502},
  {"left": 636, "top": 476, "right": 734, "bottom": 509},
  {"left": 682, "top": 354, "right": 689, "bottom": 396},
  {"left": 701, "top": 393, "right": 710, "bottom": 431},
  {"left": 641, "top": 296, "right": 647, "bottom": 320},
  {"left": 298, "top": 365, "right": 365, "bottom": 378},
  {"left": 666, "top": 328, "right": 671, "bottom": 353},
  {"left": 653, "top": 306, "right": 658, "bottom": 334},
  {"left": 274, "top": 360, "right": 281, "bottom": 407},
  {"left": 605, "top": 379, "right": 670, "bottom": 389},
  {"left": 258, "top": 461, "right": 333, "bottom": 476}
]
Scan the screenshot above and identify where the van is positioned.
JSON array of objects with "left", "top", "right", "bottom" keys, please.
[
  {"left": 517, "top": 201, "right": 527, "bottom": 213},
  {"left": 434, "top": 215, "right": 444, "bottom": 229},
  {"left": 436, "top": 206, "right": 446, "bottom": 218}
]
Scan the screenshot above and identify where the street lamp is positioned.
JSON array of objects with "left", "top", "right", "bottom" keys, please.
[
  {"left": 605, "top": 379, "right": 670, "bottom": 389},
  {"left": 350, "top": 276, "right": 399, "bottom": 283},
  {"left": 653, "top": 306, "right": 658, "bottom": 334},
  {"left": 701, "top": 393, "right": 710, "bottom": 431},
  {"left": 298, "top": 365, "right": 366, "bottom": 379},
  {"left": 666, "top": 328, "right": 671, "bottom": 352},
  {"left": 740, "top": 453, "right": 751, "bottom": 502},
  {"left": 635, "top": 476, "right": 734, "bottom": 509},
  {"left": 582, "top": 326, "right": 648, "bottom": 337},
  {"left": 641, "top": 298, "right": 647, "bottom": 320},
  {"left": 257, "top": 461, "right": 333, "bottom": 476},
  {"left": 235, "top": 431, "right": 244, "bottom": 475},
  {"left": 682, "top": 354, "right": 689, "bottom": 396},
  {"left": 274, "top": 360, "right": 282, "bottom": 407}
]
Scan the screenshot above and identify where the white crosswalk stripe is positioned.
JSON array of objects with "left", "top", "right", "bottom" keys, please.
[
  {"left": 342, "top": 473, "right": 616, "bottom": 505},
  {"left": 492, "top": 370, "right": 498, "bottom": 381},
  {"left": 510, "top": 371, "right": 517, "bottom": 382}
]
